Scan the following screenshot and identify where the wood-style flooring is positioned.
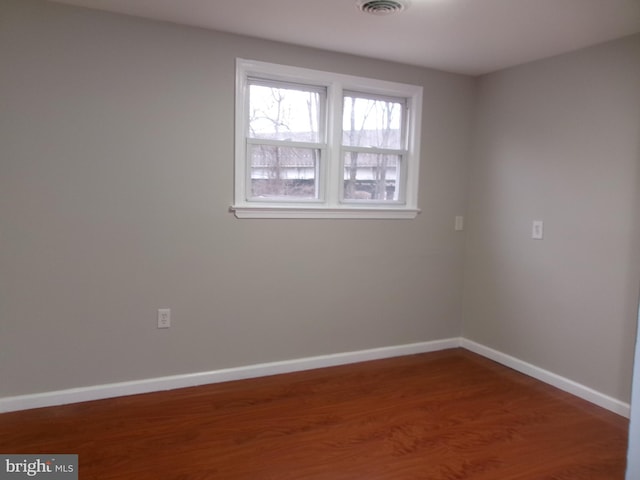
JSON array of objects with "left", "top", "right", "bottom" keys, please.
[{"left": 0, "top": 348, "right": 629, "bottom": 479}]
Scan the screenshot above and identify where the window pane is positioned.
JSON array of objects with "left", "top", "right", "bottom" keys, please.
[
  {"left": 249, "top": 83, "right": 322, "bottom": 143},
  {"left": 342, "top": 95, "right": 403, "bottom": 149},
  {"left": 249, "top": 144, "right": 319, "bottom": 199},
  {"left": 343, "top": 152, "right": 400, "bottom": 201}
]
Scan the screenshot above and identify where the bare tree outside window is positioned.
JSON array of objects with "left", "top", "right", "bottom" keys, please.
[
  {"left": 248, "top": 82, "right": 322, "bottom": 199},
  {"left": 247, "top": 83, "right": 405, "bottom": 202},
  {"left": 342, "top": 95, "right": 404, "bottom": 201},
  {"left": 234, "top": 59, "right": 422, "bottom": 218}
]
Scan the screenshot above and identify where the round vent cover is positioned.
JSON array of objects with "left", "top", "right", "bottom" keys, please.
[{"left": 356, "top": 0, "right": 408, "bottom": 15}]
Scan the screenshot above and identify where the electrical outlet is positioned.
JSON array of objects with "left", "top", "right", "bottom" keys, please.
[
  {"left": 532, "top": 220, "right": 544, "bottom": 240},
  {"left": 157, "top": 308, "right": 171, "bottom": 329},
  {"left": 455, "top": 216, "right": 464, "bottom": 231}
]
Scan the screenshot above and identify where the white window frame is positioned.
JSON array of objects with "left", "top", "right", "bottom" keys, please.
[{"left": 232, "top": 59, "right": 423, "bottom": 219}]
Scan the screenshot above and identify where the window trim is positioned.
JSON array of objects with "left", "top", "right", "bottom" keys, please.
[{"left": 233, "top": 58, "right": 423, "bottom": 219}]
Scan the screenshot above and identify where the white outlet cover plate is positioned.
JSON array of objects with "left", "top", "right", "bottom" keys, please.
[
  {"left": 157, "top": 308, "right": 171, "bottom": 328},
  {"left": 532, "top": 220, "right": 544, "bottom": 240}
]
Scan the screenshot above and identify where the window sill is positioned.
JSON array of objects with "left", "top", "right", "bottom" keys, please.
[{"left": 230, "top": 205, "right": 421, "bottom": 219}]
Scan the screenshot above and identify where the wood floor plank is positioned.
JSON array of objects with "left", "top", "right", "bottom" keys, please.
[{"left": 0, "top": 349, "right": 628, "bottom": 479}]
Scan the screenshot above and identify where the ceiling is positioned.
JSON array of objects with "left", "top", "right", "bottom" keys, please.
[{"left": 48, "top": 0, "right": 640, "bottom": 75}]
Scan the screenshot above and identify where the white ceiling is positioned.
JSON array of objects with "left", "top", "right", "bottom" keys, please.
[{"left": 48, "top": 0, "right": 640, "bottom": 75}]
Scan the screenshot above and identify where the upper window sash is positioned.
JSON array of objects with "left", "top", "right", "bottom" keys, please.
[
  {"left": 342, "top": 92, "right": 408, "bottom": 152},
  {"left": 246, "top": 78, "right": 327, "bottom": 145}
]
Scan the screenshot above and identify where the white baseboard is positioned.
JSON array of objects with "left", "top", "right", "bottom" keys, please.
[
  {"left": 0, "top": 337, "right": 630, "bottom": 418},
  {"left": 0, "top": 338, "right": 460, "bottom": 413},
  {"left": 460, "top": 339, "right": 630, "bottom": 418}
]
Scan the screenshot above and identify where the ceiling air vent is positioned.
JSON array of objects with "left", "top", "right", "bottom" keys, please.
[{"left": 356, "top": 0, "right": 409, "bottom": 15}]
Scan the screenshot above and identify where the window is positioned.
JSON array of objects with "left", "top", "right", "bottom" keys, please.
[{"left": 233, "top": 59, "right": 423, "bottom": 219}]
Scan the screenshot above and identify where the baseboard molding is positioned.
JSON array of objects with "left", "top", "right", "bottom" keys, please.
[
  {"left": 460, "top": 339, "right": 630, "bottom": 418},
  {"left": 1, "top": 337, "right": 630, "bottom": 418},
  {"left": 0, "top": 338, "right": 460, "bottom": 413}
]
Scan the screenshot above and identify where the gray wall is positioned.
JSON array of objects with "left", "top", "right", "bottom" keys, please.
[
  {"left": 463, "top": 34, "right": 640, "bottom": 401},
  {"left": 0, "top": 0, "right": 473, "bottom": 396},
  {"left": 2, "top": 0, "right": 639, "bottom": 407}
]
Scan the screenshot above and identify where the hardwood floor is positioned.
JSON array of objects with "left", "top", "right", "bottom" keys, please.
[{"left": 0, "top": 349, "right": 629, "bottom": 479}]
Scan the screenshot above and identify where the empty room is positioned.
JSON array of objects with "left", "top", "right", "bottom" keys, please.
[{"left": 1, "top": 0, "right": 640, "bottom": 478}]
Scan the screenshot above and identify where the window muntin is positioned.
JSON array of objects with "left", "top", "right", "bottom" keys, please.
[{"left": 234, "top": 59, "right": 423, "bottom": 219}]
